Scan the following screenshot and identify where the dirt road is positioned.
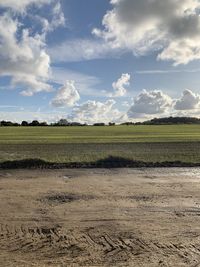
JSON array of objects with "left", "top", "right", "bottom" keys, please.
[{"left": 1, "top": 168, "right": 200, "bottom": 266}]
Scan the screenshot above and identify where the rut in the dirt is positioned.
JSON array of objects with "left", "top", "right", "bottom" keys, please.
[{"left": 1, "top": 223, "right": 200, "bottom": 266}]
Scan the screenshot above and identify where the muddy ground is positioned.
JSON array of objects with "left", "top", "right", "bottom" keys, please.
[{"left": 1, "top": 168, "right": 200, "bottom": 266}]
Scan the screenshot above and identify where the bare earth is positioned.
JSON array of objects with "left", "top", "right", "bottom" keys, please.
[{"left": 1, "top": 168, "right": 200, "bottom": 266}]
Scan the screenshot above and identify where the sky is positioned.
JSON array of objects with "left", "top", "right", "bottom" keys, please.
[{"left": 1, "top": 0, "right": 200, "bottom": 123}]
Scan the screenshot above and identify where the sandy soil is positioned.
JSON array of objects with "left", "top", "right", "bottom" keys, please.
[{"left": 1, "top": 168, "right": 200, "bottom": 266}]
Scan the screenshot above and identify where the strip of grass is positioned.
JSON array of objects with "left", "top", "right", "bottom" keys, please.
[
  {"left": 0, "top": 125, "right": 200, "bottom": 144},
  {"left": 1, "top": 142, "right": 200, "bottom": 163}
]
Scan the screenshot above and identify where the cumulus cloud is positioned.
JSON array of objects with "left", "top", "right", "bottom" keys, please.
[
  {"left": 111, "top": 73, "right": 130, "bottom": 97},
  {"left": 68, "top": 99, "right": 122, "bottom": 124},
  {"left": 94, "top": 0, "right": 200, "bottom": 65},
  {"left": 0, "top": 1, "right": 65, "bottom": 96},
  {"left": 128, "top": 90, "right": 172, "bottom": 118},
  {"left": 51, "top": 81, "right": 80, "bottom": 108},
  {"left": 0, "top": 13, "right": 52, "bottom": 96},
  {"left": 174, "top": 89, "right": 200, "bottom": 110},
  {"left": 51, "top": 67, "right": 102, "bottom": 97}
]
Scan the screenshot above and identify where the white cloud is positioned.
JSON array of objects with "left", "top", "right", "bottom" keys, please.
[
  {"left": 3, "top": 88, "right": 200, "bottom": 123},
  {"left": 51, "top": 67, "right": 102, "bottom": 97},
  {"left": 0, "top": 0, "right": 52, "bottom": 13},
  {"left": 136, "top": 68, "right": 200, "bottom": 74},
  {"left": 174, "top": 89, "right": 200, "bottom": 110},
  {"left": 0, "top": 1, "right": 66, "bottom": 96},
  {"left": 68, "top": 99, "right": 122, "bottom": 124},
  {"left": 0, "top": 13, "right": 52, "bottom": 96},
  {"left": 39, "top": 2, "right": 65, "bottom": 33},
  {"left": 51, "top": 80, "right": 80, "bottom": 108},
  {"left": 158, "top": 39, "right": 200, "bottom": 66},
  {"left": 51, "top": 2, "right": 65, "bottom": 28},
  {"left": 94, "top": 0, "right": 200, "bottom": 65},
  {"left": 128, "top": 90, "right": 172, "bottom": 118},
  {"left": 111, "top": 73, "right": 130, "bottom": 97},
  {"left": 48, "top": 39, "right": 122, "bottom": 63}
]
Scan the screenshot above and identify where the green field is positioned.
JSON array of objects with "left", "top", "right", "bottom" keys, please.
[
  {"left": 1, "top": 125, "right": 200, "bottom": 164},
  {"left": 1, "top": 125, "right": 200, "bottom": 143}
]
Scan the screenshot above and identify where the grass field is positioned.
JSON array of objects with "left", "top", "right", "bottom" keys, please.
[
  {"left": 1, "top": 125, "right": 200, "bottom": 143},
  {"left": 1, "top": 125, "right": 200, "bottom": 164}
]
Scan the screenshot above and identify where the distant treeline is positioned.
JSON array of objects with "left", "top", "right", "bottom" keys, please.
[
  {"left": 0, "top": 119, "right": 86, "bottom": 127},
  {"left": 121, "top": 117, "right": 200, "bottom": 125},
  {"left": 1, "top": 117, "right": 200, "bottom": 127}
]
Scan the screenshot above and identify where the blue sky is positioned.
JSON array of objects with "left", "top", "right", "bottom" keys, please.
[{"left": 1, "top": 0, "right": 200, "bottom": 123}]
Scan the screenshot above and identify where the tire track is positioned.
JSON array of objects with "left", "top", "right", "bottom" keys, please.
[{"left": 1, "top": 223, "right": 200, "bottom": 266}]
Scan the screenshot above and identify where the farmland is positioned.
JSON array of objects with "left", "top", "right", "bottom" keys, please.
[{"left": 0, "top": 125, "right": 200, "bottom": 164}]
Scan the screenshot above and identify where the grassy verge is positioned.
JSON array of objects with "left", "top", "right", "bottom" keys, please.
[{"left": 1, "top": 142, "right": 200, "bottom": 165}]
